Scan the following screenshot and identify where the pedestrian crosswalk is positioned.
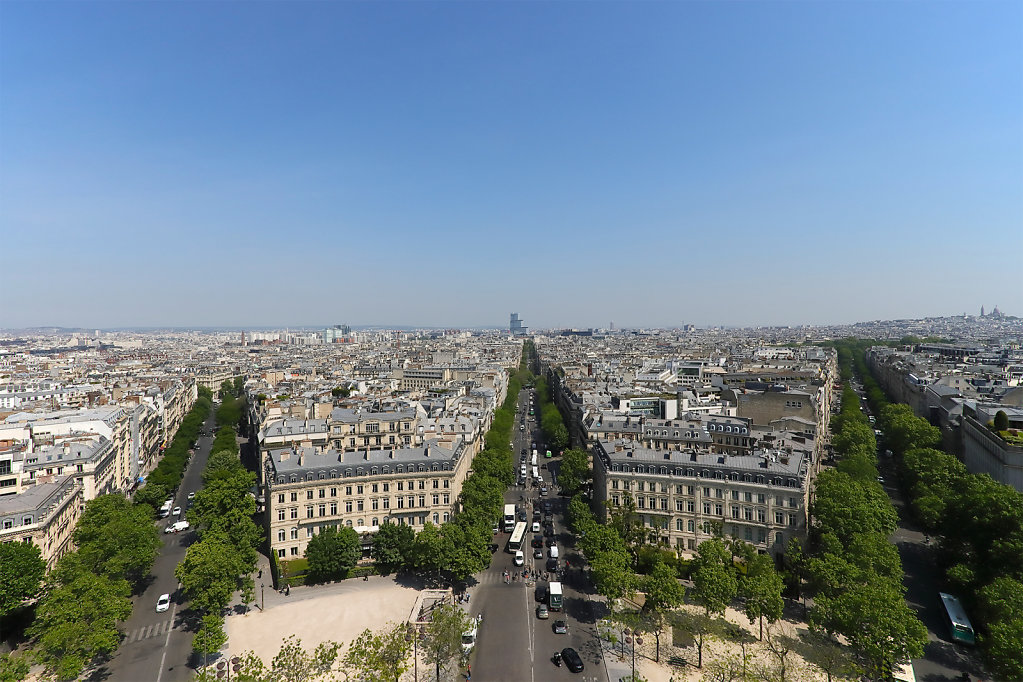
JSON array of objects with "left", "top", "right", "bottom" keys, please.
[{"left": 124, "top": 618, "right": 176, "bottom": 644}]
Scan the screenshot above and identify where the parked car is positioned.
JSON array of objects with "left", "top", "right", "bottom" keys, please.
[
  {"left": 561, "top": 647, "right": 584, "bottom": 672},
  {"left": 536, "top": 604, "right": 549, "bottom": 619},
  {"left": 156, "top": 593, "right": 171, "bottom": 613}
]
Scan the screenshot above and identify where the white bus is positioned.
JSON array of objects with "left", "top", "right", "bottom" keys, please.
[
  {"left": 503, "top": 504, "right": 516, "bottom": 532},
  {"left": 531, "top": 452, "right": 538, "bottom": 467},
  {"left": 507, "top": 521, "right": 527, "bottom": 552}
]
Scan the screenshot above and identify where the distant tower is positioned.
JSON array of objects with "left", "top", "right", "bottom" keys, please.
[
  {"left": 510, "top": 313, "right": 527, "bottom": 335},
  {"left": 610, "top": 321, "right": 615, "bottom": 331},
  {"left": 981, "top": 305, "right": 985, "bottom": 317},
  {"left": 241, "top": 331, "right": 246, "bottom": 346}
]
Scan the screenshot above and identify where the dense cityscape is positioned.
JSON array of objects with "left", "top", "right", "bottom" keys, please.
[{"left": 1, "top": 310, "right": 1021, "bottom": 681}]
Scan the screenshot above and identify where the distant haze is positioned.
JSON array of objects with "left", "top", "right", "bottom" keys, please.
[{"left": 2, "top": 2, "right": 1020, "bottom": 329}]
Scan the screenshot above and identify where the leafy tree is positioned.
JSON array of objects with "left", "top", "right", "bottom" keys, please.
[
  {"left": 73, "top": 493, "right": 161, "bottom": 587},
  {"left": 978, "top": 577, "right": 1023, "bottom": 680},
  {"left": 373, "top": 522, "right": 415, "bottom": 573},
  {"left": 591, "top": 550, "right": 635, "bottom": 603},
  {"left": 810, "top": 470, "right": 897, "bottom": 546},
  {"left": 267, "top": 635, "right": 341, "bottom": 682},
  {"left": 811, "top": 579, "right": 926, "bottom": 679},
  {"left": 994, "top": 410, "right": 1009, "bottom": 431},
  {"left": 558, "top": 448, "right": 590, "bottom": 495},
  {"left": 799, "top": 631, "right": 860, "bottom": 682},
  {"left": 28, "top": 572, "right": 132, "bottom": 680},
  {"left": 670, "top": 609, "right": 725, "bottom": 669},
  {"left": 691, "top": 539, "right": 737, "bottom": 617},
  {"left": 233, "top": 375, "right": 245, "bottom": 395},
  {"left": 305, "top": 526, "right": 361, "bottom": 583},
  {"left": 0, "top": 652, "right": 30, "bottom": 682},
  {"left": 193, "top": 612, "right": 227, "bottom": 660},
  {"left": 410, "top": 523, "right": 448, "bottom": 578},
  {"left": 219, "top": 380, "right": 234, "bottom": 400},
  {"left": 175, "top": 533, "right": 247, "bottom": 613},
  {"left": 420, "top": 604, "right": 473, "bottom": 682},
  {"left": 738, "top": 552, "right": 784, "bottom": 640},
  {"left": 566, "top": 493, "right": 596, "bottom": 535},
  {"left": 641, "top": 560, "right": 684, "bottom": 661},
  {"left": 0, "top": 542, "right": 45, "bottom": 617},
  {"left": 444, "top": 522, "right": 490, "bottom": 582},
  {"left": 342, "top": 624, "right": 412, "bottom": 682}
]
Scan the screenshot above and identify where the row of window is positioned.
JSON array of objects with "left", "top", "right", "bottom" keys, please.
[
  {"left": 609, "top": 497, "right": 799, "bottom": 527},
  {"left": 275, "top": 493, "right": 452, "bottom": 519},
  {"left": 274, "top": 513, "right": 449, "bottom": 557},
  {"left": 608, "top": 464, "right": 799, "bottom": 487},
  {"left": 276, "top": 478, "right": 450, "bottom": 504},
  {"left": 610, "top": 480, "right": 798, "bottom": 506},
  {"left": 276, "top": 462, "right": 451, "bottom": 484}
]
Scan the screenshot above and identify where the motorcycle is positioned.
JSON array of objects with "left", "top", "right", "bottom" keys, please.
[{"left": 552, "top": 651, "right": 562, "bottom": 667}]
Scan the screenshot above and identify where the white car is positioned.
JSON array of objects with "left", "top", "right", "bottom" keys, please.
[
  {"left": 156, "top": 593, "right": 171, "bottom": 612},
  {"left": 532, "top": 522, "right": 541, "bottom": 532},
  {"left": 165, "top": 521, "right": 190, "bottom": 534},
  {"left": 172, "top": 506, "right": 181, "bottom": 517},
  {"left": 514, "top": 550, "right": 525, "bottom": 566}
]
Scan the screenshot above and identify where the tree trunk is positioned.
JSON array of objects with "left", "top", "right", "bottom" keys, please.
[
  {"left": 759, "top": 614, "right": 763, "bottom": 641},
  {"left": 655, "top": 631, "right": 660, "bottom": 663}
]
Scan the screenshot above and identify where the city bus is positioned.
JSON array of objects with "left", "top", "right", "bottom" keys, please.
[
  {"left": 531, "top": 452, "right": 538, "bottom": 467},
  {"left": 507, "top": 521, "right": 527, "bottom": 553},
  {"left": 938, "top": 592, "right": 976, "bottom": 645},
  {"left": 503, "top": 504, "right": 516, "bottom": 532}
]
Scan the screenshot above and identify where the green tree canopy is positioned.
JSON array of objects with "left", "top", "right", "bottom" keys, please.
[
  {"left": 372, "top": 522, "right": 415, "bottom": 574},
  {"left": 691, "top": 539, "right": 737, "bottom": 617},
  {"left": 305, "top": 526, "right": 361, "bottom": 583},
  {"left": 73, "top": 493, "right": 161, "bottom": 587},
  {"left": 0, "top": 542, "right": 46, "bottom": 617},
  {"left": 28, "top": 572, "right": 132, "bottom": 680}
]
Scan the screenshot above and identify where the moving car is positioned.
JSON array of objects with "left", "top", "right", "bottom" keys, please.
[
  {"left": 546, "top": 557, "right": 558, "bottom": 572},
  {"left": 532, "top": 536, "right": 543, "bottom": 548},
  {"left": 514, "top": 550, "right": 525, "bottom": 566},
  {"left": 553, "top": 620, "right": 568, "bottom": 634},
  {"left": 532, "top": 522, "right": 541, "bottom": 532},
  {"left": 165, "top": 520, "right": 190, "bottom": 534},
  {"left": 187, "top": 492, "right": 196, "bottom": 500},
  {"left": 533, "top": 548, "right": 544, "bottom": 559},
  {"left": 561, "top": 647, "right": 584, "bottom": 672},
  {"left": 536, "top": 604, "right": 549, "bottom": 619},
  {"left": 172, "top": 506, "right": 181, "bottom": 517},
  {"left": 156, "top": 593, "right": 171, "bottom": 613}
]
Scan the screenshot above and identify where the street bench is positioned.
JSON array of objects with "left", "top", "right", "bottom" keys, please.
[{"left": 667, "top": 655, "right": 687, "bottom": 668}]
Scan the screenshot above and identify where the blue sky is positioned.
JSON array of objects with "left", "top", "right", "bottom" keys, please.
[{"left": 2, "top": 1, "right": 1021, "bottom": 329}]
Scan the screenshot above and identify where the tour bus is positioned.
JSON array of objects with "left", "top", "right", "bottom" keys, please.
[
  {"left": 503, "top": 504, "right": 516, "bottom": 532},
  {"left": 507, "top": 521, "right": 528, "bottom": 553},
  {"left": 938, "top": 592, "right": 976, "bottom": 645},
  {"left": 549, "top": 582, "right": 563, "bottom": 611}
]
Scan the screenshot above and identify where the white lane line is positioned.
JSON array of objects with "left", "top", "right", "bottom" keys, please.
[
  {"left": 154, "top": 590, "right": 180, "bottom": 682},
  {"left": 524, "top": 578, "right": 535, "bottom": 682}
]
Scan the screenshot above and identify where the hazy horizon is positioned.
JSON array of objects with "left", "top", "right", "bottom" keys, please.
[{"left": 3, "top": 2, "right": 1021, "bottom": 329}]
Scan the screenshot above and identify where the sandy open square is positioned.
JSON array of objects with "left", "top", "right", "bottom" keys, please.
[{"left": 224, "top": 577, "right": 421, "bottom": 664}]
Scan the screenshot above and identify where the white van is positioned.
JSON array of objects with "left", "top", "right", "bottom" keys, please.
[
  {"left": 158, "top": 500, "right": 173, "bottom": 519},
  {"left": 549, "top": 545, "right": 559, "bottom": 559}
]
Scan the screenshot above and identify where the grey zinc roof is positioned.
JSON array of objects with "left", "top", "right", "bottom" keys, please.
[
  {"left": 328, "top": 408, "right": 417, "bottom": 423},
  {"left": 267, "top": 438, "right": 460, "bottom": 478},
  {"left": 597, "top": 439, "right": 806, "bottom": 478}
]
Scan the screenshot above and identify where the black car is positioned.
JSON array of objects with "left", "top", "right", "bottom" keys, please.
[
  {"left": 531, "top": 536, "right": 543, "bottom": 548},
  {"left": 535, "top": 584, "right": 548, "bottom": 602},
  {"left": 546, "top": 536, "right": 557, "bottom": 547},
  {"left": 544, "top": 525, "right": 555, "bottom": 538},
  {"left": 561, "top": 647, "right": 584, "bottom": 673},
  {"left": 518, "top": 511, "right": 527, "bottom": 522},
  {"left": 543, "top": 501, "right": 553, "bottom": 513},
  {"left": 532, "top": 510, "right": 541, "bottom": 522},
  {"left": 546, "top": 557, "right": 558, "bottom": 572},
  {"left": 533, "top": 547, "right": 544, "bottom": 559}
]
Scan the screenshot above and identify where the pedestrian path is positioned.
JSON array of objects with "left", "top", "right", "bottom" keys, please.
[{"left": 123, "top": 618, "right": 177, "bottom": 644}]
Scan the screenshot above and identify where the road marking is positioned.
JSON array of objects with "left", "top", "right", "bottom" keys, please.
[
  {"left": 523, "top": 576, "right": 535, "bottom": 682},
  {"left": 155, "top": 589, "right": 180, "bottom": 682}
]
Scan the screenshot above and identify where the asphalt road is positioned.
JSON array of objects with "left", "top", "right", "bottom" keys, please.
[
  {"left": 96, "top": 409, "right": 221, "bottom": 682},
  {"left": 469, "top": 388, "right": 605, "bottom": 682}
]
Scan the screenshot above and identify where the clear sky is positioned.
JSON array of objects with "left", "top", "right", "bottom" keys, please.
[{"left": 2, "top": 1, "right": 1021, "bottom": 330}]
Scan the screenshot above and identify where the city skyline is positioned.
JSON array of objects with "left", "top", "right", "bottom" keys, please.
[{"left": 2, "top": 1, "right": 1021, "bottom": 329}]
